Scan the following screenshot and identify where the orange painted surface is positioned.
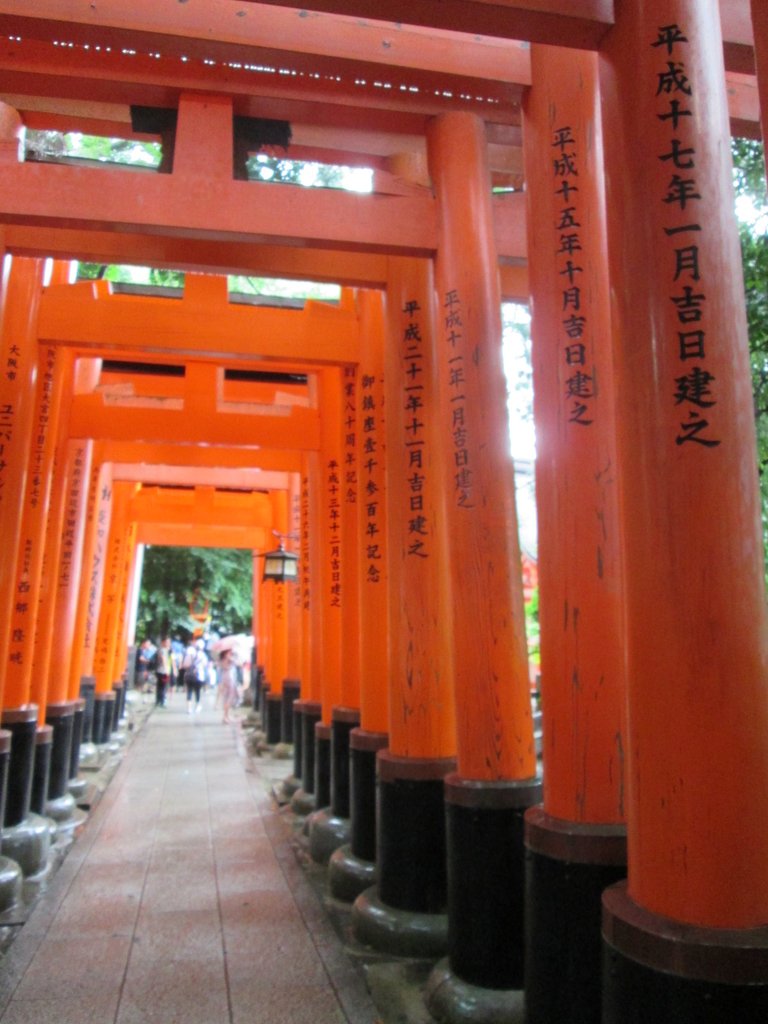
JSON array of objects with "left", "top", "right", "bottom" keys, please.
[
  {"left": 5, "top": 343, "right": 69, "bottom": 712},
  {"left": 93, "top": 482, "right": 136, "bottom": 694},
  {"left": 0, "top": 257, "right": 45, "bottom": 710},
  {"left": 318, "top": 368, "right": 344, "bottom": 723},
  {"left": 114, "top": 520, "right": 139, "bottom": 682},
  {"left": 523, "top": 45, "right": 626, "bottom": 824},
  {"left": 356, "top": 288, "right": 389, "bottom": 735},
  {"left": 600, "top": 0, "right": 768, "bottom": 928},
  {"left": 428, "top": 111, "right": 536, "bottom": 781},
  {"left": 384, "top": 257, "right": 456, "bottom": 760},
  {"left": 339, "top": 362, "right": 361, "bottom": 710},
  {"left": 69, "top": 461, "right": 113, "bottom": 691},
  {"left": 751, "top": 0, "right": 768, "bottom": 154},
  {"left": 300, "top": 455, "right": 319, "bottom": 702}
]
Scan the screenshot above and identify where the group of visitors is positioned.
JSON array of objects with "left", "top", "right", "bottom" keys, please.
[{"left": 135, "top": 635, "right": 243, "bottom": 723}]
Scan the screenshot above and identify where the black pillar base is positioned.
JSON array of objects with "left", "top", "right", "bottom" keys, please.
[
  {"left": 524, "top": 808, "right": 627, "bottom": 1024},
  {"left": 111, "top": 683, "right": 124, "bottom": 731},
  {"left": 291, "top": 702, "right": 304, "bottom": 780},
  {"left": 602, "top": 881, "right": 768, "bottom": 1024},
  {"left": 265, "top": 693, "right": 282, "bottom": 745},
  {"left": 92, "top": 692, "right": 116, "bottom": 746},
  {"left": 331, "top": 707, "right": 359, "bottom": 819},
  {"left": 30, "top": 725, "right": 53, "bottom": 818},
  {"left": 79, "top": 677, "right": 96, "bottom": 744},
  {"left": 290, "top": 700, "right": 321, "bottom": 815},
  {"left": 281, "top": 678, "right": 301, "bottom": 743},
  {"left": 314, "top": 722, "right": 332, "bottom": 810},
  {"left": 329, "top": 842, "right": 377, "bottom": 904},
  {"left": 2, "top": 707, "right": 38, "bottom": 829},
  {"left": 444, "top": 774, "right": 542, "bottom": 991},
  {"left": 308, "top": 806, "right": 351, "bottom": 865},
  {"left": 259, "top": 682, "right": 271, "bottom": 732},
  {"left": 350, "top": 729, "right": 388, "bottom": 863},
  {"left": 68, "top": 697, "right": 87, "bottom": 798},
  {"left": 351, "top": 750, "right": 455, "bottom": 957}
]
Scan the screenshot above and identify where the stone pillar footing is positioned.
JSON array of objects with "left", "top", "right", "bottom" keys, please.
[
  {"left": 1, "top": 813, "right": 52, "bottom": 877},
  {"left": 0, "top": 855, "right": 22, "bottom": 915},
  {"left": 308, "top": 807, "right": 350, "bottom": 865},
  {"left": 328, "top": 843, "right": 376, "bottom": 904},
  {"left": 290, "top": 788, "right": 316, "bottom": 817},
  {"left": 351, "top": 884, "right": 448, "bottom": 959},
  {"left": 602, "top": 881, "right": 768, "bottom": 1023},
  {"left": 425, "top": 958, "right": 526, "bottom": 1024}
]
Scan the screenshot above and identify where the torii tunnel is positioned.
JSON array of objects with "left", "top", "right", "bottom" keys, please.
[{"left": 0, "top": 2, "right": 767, "bottom": 1021}]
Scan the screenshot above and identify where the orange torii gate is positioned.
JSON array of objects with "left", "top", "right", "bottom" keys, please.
[{"left": 0, "top": 2, "right": 765, "bottom": 1021}]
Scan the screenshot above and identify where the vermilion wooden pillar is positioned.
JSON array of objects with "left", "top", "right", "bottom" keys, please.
[
  {"left": 91, "top": 481, "right": 135, "bottom": 743},
  {"left": 329, "top": 288, "right": 389, "bottom": 899},
  {"left": 280, "top": 471, "right": 302, "bottom": 745},
  {"left": 423, "top": 111, "right": 541, "bottom": 1008},
  {"left": 264, "top": 489, "right": 289, "bottom": 744},
  {"left": 600, "top": 4, "right": 768, "bottom": 1018},
  {"left": 522, "top": 44, "right": 627, "bottom": 1024},
  {"left": 0, "top": 257, "right": 45, "bottom": 706},
  {"left": 309, "top": 360, "right": 363, "bottom": 859},
  {"left": 751, "top": 0, "right": 768, "bottom": 158},
  {"left": 351, "top": 256, "right": 457, "bottom": 958},
  {"left": 68, "top": 459, "right": 113, "bottom": 748}
]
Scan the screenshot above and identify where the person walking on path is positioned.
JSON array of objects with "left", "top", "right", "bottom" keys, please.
[
  {"left": 155, "top": 637, "right": 173, "bottom": 707},
  {"left": 186, "top": 639, "right": 208, "bottom": 714},
  {"left": 217, "top": 649, "right": 240, "bottom": 724}
]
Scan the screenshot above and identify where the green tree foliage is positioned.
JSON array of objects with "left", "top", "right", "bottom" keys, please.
[
  {"left": 136, "top": 546, "right": 253, "bottom": 642},
  {"left": 733, "top": 139, "right": 768, "bottom": 563}
]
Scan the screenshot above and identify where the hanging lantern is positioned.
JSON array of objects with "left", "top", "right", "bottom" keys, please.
[{"left": 262, "top": 541, "right": 299, "bottom": 583}]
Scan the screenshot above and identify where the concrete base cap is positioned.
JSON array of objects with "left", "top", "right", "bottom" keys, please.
[
  {"left": 2, "top": 813, "right": 52, "bottom": 877},
  {"left": 44, "top": 792, "right": 77, "bottom": 824},
  {"left": 290, "top": 788, "right": 316, "bottom": 817},
  {"left": 328, "top": 843, "right": 376, "bottom": 904},
  {"left": 0, "top": 855, "right": 22, "bottom": 913},
  {"left": 68, "top": 776, "right": 88, "bottom": 799},
  {"left": 351, "top": 885, "right": 448, "bottom": 959},
  {"left": 308, "top": 808, "right": 350, "bottom": 865},
  {"left": 279, "top": 774, "right": 301, "bottom": 799},
  {"left": 425, "top": 959, "right": 526, "bottom": 1024}
]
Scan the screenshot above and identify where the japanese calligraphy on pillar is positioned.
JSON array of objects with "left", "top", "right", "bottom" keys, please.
[
  {"left": 30, "top": 348, "right": 55, "bottom": 509},
  {"left": 59, "top": 446, "right": 86, "bottom": 590},
  {"left": 291, "top": 485, "right": 302, "bottom": 615},
  {"left": 301, "top": 473, "right": 311, "bottom": 613},
  {"left": 94, "top": 525, "right": 123, "bottom": 673},
  {"left": 551, "top": 126, "right": 593, "bottom": 426},
  {"left": 402, "top": 298, "right": 431, "bottom": 553},
  {"left": 361, "top": 372, "right": 384, "bottom": 581},
  {"left": 84, "top": 480, "right": 113, "bottom": 655},
  {"left": 443, "top": 290, "right": 475, "bottom": 508},
  {"left": 8, "top": 538, "right": 32, "bottom": 666},
  {"left": 652, "top": 22, "right": 720, "bottom": 448},
  {"left": 327, "top": 460, "right": 341, "bottom": 607},
  {"left": 0, "top": 401, "right": 13, "bottom": 509}
]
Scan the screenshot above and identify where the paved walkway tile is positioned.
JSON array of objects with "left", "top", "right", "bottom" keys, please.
[{"left": 0, "top": 693, "right": 379, "bottom": 1024}]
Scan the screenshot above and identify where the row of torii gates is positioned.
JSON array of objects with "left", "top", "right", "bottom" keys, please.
[{"left": 0, "top": 1, "right": 768, "bottom": 1022}]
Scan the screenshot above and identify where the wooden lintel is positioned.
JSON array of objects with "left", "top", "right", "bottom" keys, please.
[
  {"left": 99, "top": 441, "right": 303, "bottom": 472},
  {"left": 111, "top": 464, "right": 291, "bottom": 490},
  {"left": 0, "top": 162, "right": 438, "bottom": 257},
  {"left": 71, "top": 395, "right": 321, "bottom": 448},
  {"left": 38, "top": 282, "right": 361, "bottom": 364},
  {"left": 135, "top": 522, "right": 269, "bottom": 549}
]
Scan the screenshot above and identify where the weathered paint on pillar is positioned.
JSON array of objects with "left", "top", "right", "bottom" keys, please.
[
  {"left": 93, "top": 482, "right": 136, "bottom": 694},
  {"left": 384, "top": 256, "right": 456, "bottom": 760},
  {"left": 340, "top": 362, "right": 361, "bottom": 710},
  {"left": 5, "top": 343, "right": 70, "bottom": 714},
  {"left": 69, "top": 460, "right": 113, "bottom": 694},
  {"left": 524, "top": 44, "right": 626, "bottom": 824},
  {"left": 751, "top": 0, "right": 768, "bottom": 160},
  {"left": 0, "top": 257, "right": 45, "bottom": 708},
  {"left": 113, "top": 517, "right": 139, "bottom": 686},
  {"left": 427, "top": 111, "right": 536, "bottom": 782},
  {"left": 600, "top": 0, "right": 768, "bottom": 929},
  {"left": 357, "top": 286, "right": 389, "bottom": 736},
  {"left": 318, "top": 368, "right": 344, "bottom": 723}
]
